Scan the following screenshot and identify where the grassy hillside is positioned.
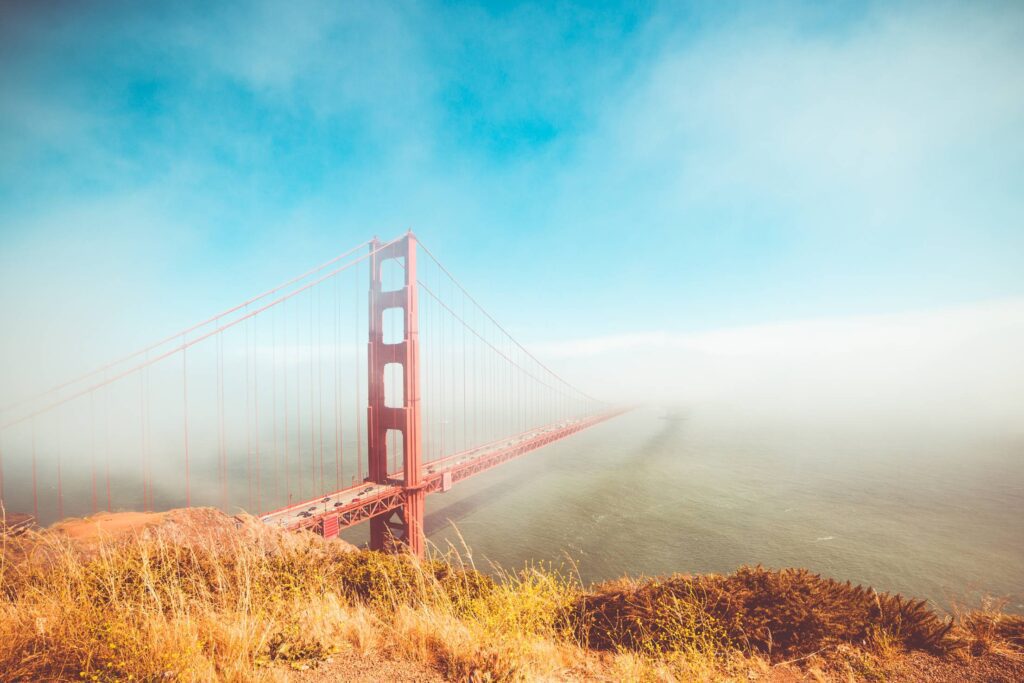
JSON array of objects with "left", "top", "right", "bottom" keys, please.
[{"left": 0, "top": 508, "right": 1020, "bottom": 681}]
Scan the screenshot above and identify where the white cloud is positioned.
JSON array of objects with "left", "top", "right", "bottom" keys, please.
[{"left": 559, "top": 2, "right": 1024, "bottom": 240}]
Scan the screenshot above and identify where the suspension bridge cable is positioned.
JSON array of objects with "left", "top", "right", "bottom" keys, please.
[
  {"left": 1, "top": 238, "right": 402, "bottom": 431},
  {"left": 416, "top": 239, "right": 602, "bottom": 405},
  {"left": 415, "top": 277, "right": 586, "bottom": 406},
  {"left": 1, "top": 241, "right": 374, "bottom": 415}
]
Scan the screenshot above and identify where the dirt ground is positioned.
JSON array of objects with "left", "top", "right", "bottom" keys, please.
[
  {"left": 50, "top": 510, "right": 170, "bottom": 539},
  {"left": 282, "top": 649, "right": 1024, "bottom": 682},
  {"left": 887, "top": 651, "right": 1024, "bottom": 683},
  {"left": 288, "top": 651, "right": 444, "bottom": 682}
]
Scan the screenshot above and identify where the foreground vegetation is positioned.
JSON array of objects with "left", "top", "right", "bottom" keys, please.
[{"left": 0, "top": 508, "right": 1021, "bottom": 681}]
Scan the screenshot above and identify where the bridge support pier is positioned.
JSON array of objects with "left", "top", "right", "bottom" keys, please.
[{"left": 367, "top": 232, "right": 424, "bottom": 557}]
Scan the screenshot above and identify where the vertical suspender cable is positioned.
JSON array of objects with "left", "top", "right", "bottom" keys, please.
[
  {"left": 449, "top": 276, "right": 456, "bottom": 453},
  {"left": 56, "top": 408, "right": 63, "bottom": 520},
  {"left": 474, "top": 302, "right": 479, "bottom": 448},
  {"left": 90, "top": 391, "right": 97, "bottom": 513},
  {"left": 439, "top": 260, "right": 445, "bottom": 459},
  {"left": 143, "top": 364, "right": 151, "bottom": 511},
  {"left": 31, "top": 418, "right": 37, "bottom": 521},
  {"left": 245, "top": 316, "right": 252, "bottom": 511},
  {"left": 272, "top": 305, "right": 279, "bottom": 506},
  {"left": 139, "top": 370, "right": 146, "bottom": 511},
  {"left": 355, "top": 261, "right": 363, "bottom": 485},
  {"left": 317, "top": 285, "right": 324, "bottom": 495},
  {"left": 223, "top": 325, "right": 231, "bottom": 511},
  {"left": 462, "top": 290, "right": 467, "bottom": 454},
  {"left": 254, "top": 314, "right": 261, "bottom": 515},
  {"left": 295, "top": 296, "right": 302, "bottom": 501},
  {"left": 305, "top": 290, "right": 313, "bottom": 493},
  {"left": 284, "top": 298, "right": 291, "bottom": 504},
  {"left": 104, "top": 384, "right": 111, "bottom": 512},
  {"left": 182, "top": 343, "right": 191, "bottom": 508},
  {"left": 334, "top": 271, "right": 341, "bottom": 491},
  {"left": 147, "top": 365, "right": 152, "bottom": 510}
]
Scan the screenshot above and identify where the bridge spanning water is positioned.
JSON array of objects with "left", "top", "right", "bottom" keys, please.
[{"left": 0, "top": 232, "right": 621, "bottom": 556}]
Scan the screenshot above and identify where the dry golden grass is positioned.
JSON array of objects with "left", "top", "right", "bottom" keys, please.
[
  {"left": 0, "top": 508, "right": 1019, "bottom": 682},
  {"left": 954, "top": 598, "right": 1024, "bottom": 659},
  {"left": 0, "top": 509, "right": 588, "bottom": 681}
]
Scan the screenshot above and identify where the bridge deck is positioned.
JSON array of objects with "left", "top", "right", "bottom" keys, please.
[{"left": 259, "top": 410, "right": 625, "bottom": 535}]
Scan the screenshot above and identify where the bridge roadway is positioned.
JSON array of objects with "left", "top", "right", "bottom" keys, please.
[{"left": 260, "top": 409, "right": 626, "bottom": 537}]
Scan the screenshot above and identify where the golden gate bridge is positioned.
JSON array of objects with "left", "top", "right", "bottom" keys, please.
[{"left": 0, "top": 232, "right": 623, "bottom": 556}]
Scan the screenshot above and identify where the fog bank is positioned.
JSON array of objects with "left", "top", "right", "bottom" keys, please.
[{"left": 541, "top": 297, "right": 1024, "bottom": 442}]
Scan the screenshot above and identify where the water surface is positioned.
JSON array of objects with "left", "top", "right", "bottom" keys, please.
[{"left": 345, "top": 407, "right": 1024, "bottom": 611}]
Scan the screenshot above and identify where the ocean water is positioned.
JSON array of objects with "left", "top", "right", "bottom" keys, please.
[{"left": 344, "top": 407, "right": 1024, "bottom": 612}]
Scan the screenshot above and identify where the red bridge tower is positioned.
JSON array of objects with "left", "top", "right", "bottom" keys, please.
[{"left": 366, "top": 232, "right": 425, "bottom": 556}]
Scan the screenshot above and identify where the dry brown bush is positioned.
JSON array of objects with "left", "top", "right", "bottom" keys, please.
[
  {"left": 956, "top": 600, "right": 1024, "bottom": 658},
  {"left": 573, "top": 565, "right": 954, "bottom": 661}
]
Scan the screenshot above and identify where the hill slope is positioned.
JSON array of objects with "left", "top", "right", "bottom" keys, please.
[{"left": 1, "top": 508, "right": 1020, "bottom": 681}]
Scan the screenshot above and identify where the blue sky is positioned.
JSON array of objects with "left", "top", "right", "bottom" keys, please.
[{"left": 1, "top": 0, "right": 1023, "bottom": 390}]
